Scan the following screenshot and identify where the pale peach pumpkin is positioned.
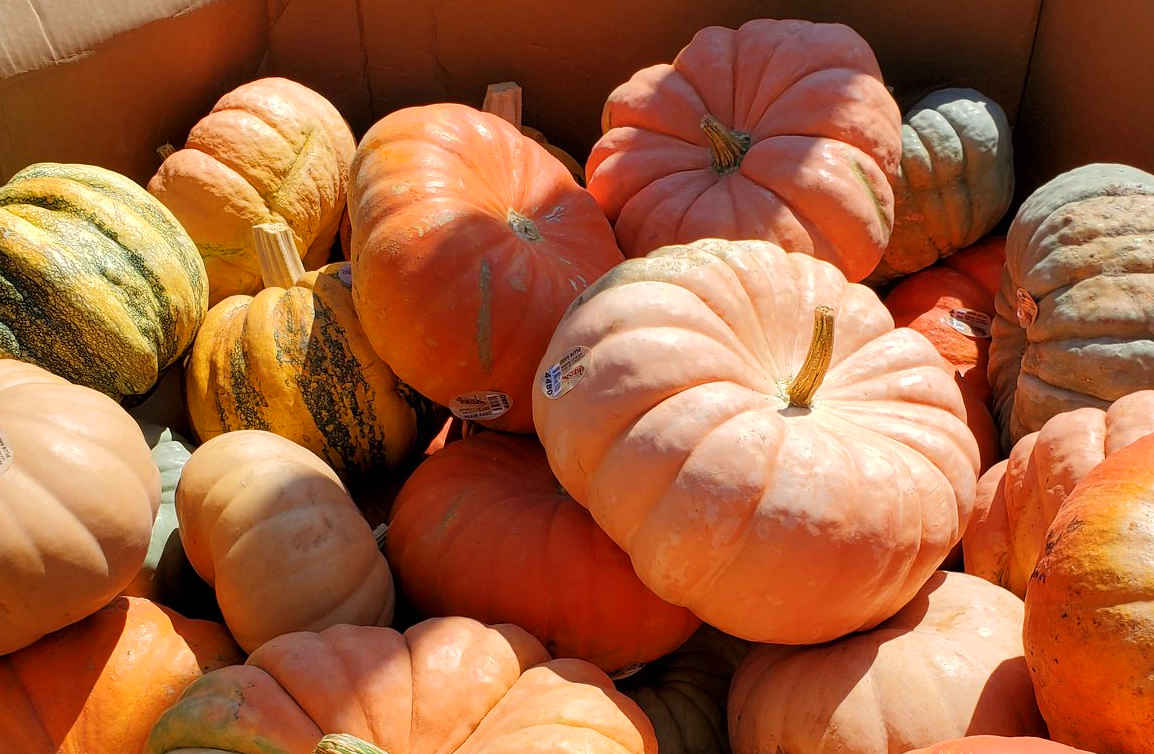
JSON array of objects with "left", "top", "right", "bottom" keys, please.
[
  {"left": 532, "top": 239, "right": 979, "bottom": 644},
  {"left": 963, "top": 389, "right": 1154, "bottom": 596},
  {"left": 729, "top": 572, "right": 1045, "bottom": 754},
  {"left": 145, "top": 617, "right": 657, "bottom": 754},
  {"left": 587, "top": 19, "right": 901, "bottom": 281},
  {"left": 0, "top": 360, "right": 159, "bottom": 655}
]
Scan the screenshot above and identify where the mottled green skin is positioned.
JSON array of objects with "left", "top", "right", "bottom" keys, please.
[{"left": 0, "top": 163, "right": 208, "bottom": 397}]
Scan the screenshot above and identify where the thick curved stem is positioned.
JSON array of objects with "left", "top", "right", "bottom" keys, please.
[
  {"left": 788, "top": 306, "right": 836, "bottom": 408},
  {"left": 700, "top": 114, "right": 751, "bottom": 174},
  {"left": 253, "top": 223, "right": 306, "bottom": 289},
  {"left": 314, "top": 733, "right": 389, "bottom": 754}
]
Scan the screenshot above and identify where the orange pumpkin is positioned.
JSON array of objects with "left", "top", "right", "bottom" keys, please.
[
  {"left": 1024, "top": 433, "right": 1154, "bottom": 752},
  {"left": 905, "top": 737, "right": 1092, "bottom": 754},
  {"left": 149, "top": 77, "right": 355, "bottom": 305},
  {"left": 349, "top": 104, "right": 623, "bottom": 432},
  {"left": 885, "top": 237, "right": 1005, "bottom": 472},
  {"left": 964, "top": 389, "right": 1154, "bottom": 596},
  {"left": 0, "top": 596, "right": 241, "bottom": 754},
  {"left": 729, "top": 572, "right": 1045, "bottom": 754},
  {"left": 587, "top": 19, "right": 901, "bottom": 281},
  {"left": 533, "top": 239, "right": 979, "bottom": 644},
  {"left": 145, "top": 617, "right": 656, "bottom": 754},
  {"left": 0, "top": 360, "right": 159, "bottom": 655},
  {"left": 386, "top": 432, "right": 700, "bottom": 673},
  {"left": 177, "top": 430, "right": 394, "bottom": 651}
]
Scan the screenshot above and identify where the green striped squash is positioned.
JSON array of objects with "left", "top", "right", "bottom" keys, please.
[{"left": 0, "top": 163, "right": 208, "bottom": 397}]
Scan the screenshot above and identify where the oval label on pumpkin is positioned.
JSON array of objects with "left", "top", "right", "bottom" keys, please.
[
  {"left": 542, "top": 346, "right": 591, "bottom": 400},
  {"left": 0, "top": 427, "right": 13, "bottom": 474},
  {"left": 337, "top": 263, "right": 353, "bottom": 288},
  {"left": 946, "top": 308, "right": 992, "bottom": 339},
  {"left": 1015, "top": 287, "right": 1038, "bottom": 328},
  {"left": 449, "top": 391, "right": 512, "bottom": 421}
]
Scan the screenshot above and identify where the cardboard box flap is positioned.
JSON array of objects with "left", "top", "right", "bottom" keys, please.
[{"left": 0, "top": 0, "right": 222, "bottom": 78}]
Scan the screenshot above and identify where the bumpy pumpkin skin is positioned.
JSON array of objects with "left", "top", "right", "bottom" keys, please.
[
  {"left": 990, "top": 163, "right": 1154, "bottom": 450},
  {"left": 905, "top": 737, "right": 1092, "bottom": 754},
  {"left": 885, "top": 238, "right": 1005, "bottom": 471},
  {"left": 386, "top": 432, "right": 700, "bottom": 673},
  {"left": 869, "top": 89, "right": 1014, "bottom": 283},
  {"left": 533, "top": 239, "right": 979, "bottom": 644},
  {"left": 1024, "top": 434, "right": 1154, "bottom": 752},
  {"left": 0, "top": 360, "right": 160, "bottom": 655},
  {"left": 186, "top": 261, "right": 432, "bottom": 476},
  {"left": 176, "top": 430, "right": 394, "bottom": 652},
  {"left": 149, "top": 77, "right": 355, "bottom": 305},
  {"left": 349, "top": 104, "right": 623, "bottom": 432},
  {"left": 0, "top": 163, "right": 208, "bottom": 398},
  {"left": 145, "top": 617, "right": 657, "bottom": 754},
  {"left": 587, "top": 19, "right": 901, "bottom": 281},
  {"left": 0, "top": 596, "right": 241, "bottom": 754},
  {"left": 964, "top": 390, "right": 1154, "bottom": 597},
  {"left": 729, "top": 572, "right": 1045, "bottom": 754},
  {"left": 619, "top": 626, "right": 750, "bottom": 754}
]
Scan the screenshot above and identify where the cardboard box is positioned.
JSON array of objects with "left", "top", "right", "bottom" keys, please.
[{"left": 1, "top": 0, "right": 1150, "bottom": 204}]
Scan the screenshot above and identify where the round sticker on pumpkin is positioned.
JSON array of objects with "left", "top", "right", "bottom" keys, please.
[
  {"left": 449, "top": 391, "right": 512, "bottom": 421},
  {"left": 542, "top": 346, "right": 591, "bottom": 399},
  {"left": 1015, "top": 287, "right": 1038, "bottom": 328},
  {"left": 946, "top": 308, "right": 992, "bottom": 338}
]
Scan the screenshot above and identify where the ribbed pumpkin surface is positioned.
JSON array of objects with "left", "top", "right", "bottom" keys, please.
[
  {"left": 186, "top": 262, "right": 433, "bottom": 476},
  {"left": 0, "top": 163, "right": 207, "bottom": 397}
]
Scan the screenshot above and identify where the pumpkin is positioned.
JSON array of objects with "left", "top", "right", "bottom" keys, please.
[
  {"left": 0, "top": 596, "right": 241, "bottom": 753},
  {"left": 349, "top": 103, "right": 623, "bottom": 432},
  {"left": 532, "top": 238, "right": 979, "bottom": 644},
  {"left": 0, "top": 360, "right": 159, "bottom": 655},
  {"left": 482, "top": 82, "right": 586, "bottom": 184},
  {"left": 905, "top": 738, "right": 1092, "bottom": 754},
  {"left": 148, "top": 77, "right": 355, "bottom": 305},
  {"left": 176, "top": 429, "right": 394, "bottom": 652},
  {"left": 185, "top": 224, "right": 435, "bottom": 476},
  {"left": 386, "top": 432, "right": 700, "bottom": 673},
  {"left": 1024, "top": 433, "right": 1154, "bottom": 752},
  {"left": 989, "top": 162, "right": 1154, "bottom": 449},
  {"left": 729, "top": 572, "right": 1045, "bottom": 754},
  {"left": 964, "top": 390, "right": 1154, "bottom": 596},
  {"left": 867, "top": 88, "right": 1014, "bottom": 284},
  {"left": 619, "top": 626, "right": 750, "bottom": 754},
  {"left": 586, "top": 19, "right": 901, "bottom": 281},
  {"left": 885, "top": 237, "right": 1005, "bottom": 472},
  {"left": 0, "top": 163, "right": 208, "bottom": 398},
  {"left": 145, "top": 616, "right": 657, "bottom": 754}
]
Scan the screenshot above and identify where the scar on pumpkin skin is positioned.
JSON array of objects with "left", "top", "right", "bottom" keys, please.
[{"left": 476, "top": 258, "right": 494, "bottom": 371}]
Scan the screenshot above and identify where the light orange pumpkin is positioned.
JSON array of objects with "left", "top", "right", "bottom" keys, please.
[
  {"left": 729, "top": 572, "right": 1045, "bottom": 754},
  {"left": 386, "top": 432, "right": 700, "bottom": 673},
  {"left": 0, "top": 596, "right": 241, "bottom": 754},
  {"left": 0, "top": 359, "right": 159, "bottom": 655},
  {"left": 587, "top": 18, "right": 901, "bottom": 281},
  {"left": 963, "top": 389, "right": 1154, "bottom": 597},
  {"left": 1024, "top": 433, "right": 1154, "bottom": 752},
  {"left": 176, "top": 429, "right": 394, "bottom": 651},
  {"left": 885, "top": 237, "right": 1005, "bottom": 472},
  {"left": 148, "top": 77, "right": 355, "bottom": 305},
  {"left": 904, "top": 737, "right": 1092, "bottom": 754},
  {"left": 145, "top": 617, "right": 657, "bottom": 754},
  {"left": 533, "top": 238, "right": 979, "bottom": 644},
  {"left": 349, "top": 103, "right": 623, "bottom": 432}
]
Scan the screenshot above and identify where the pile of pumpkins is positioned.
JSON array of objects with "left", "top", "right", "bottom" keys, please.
[{"left": 2, "top": 16, "right": 1153, "bottom": 754}]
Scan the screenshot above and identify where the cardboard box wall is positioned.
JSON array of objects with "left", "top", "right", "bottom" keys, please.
[{"left": 1, "top": 0, "right": 1152, "bottom": 212}]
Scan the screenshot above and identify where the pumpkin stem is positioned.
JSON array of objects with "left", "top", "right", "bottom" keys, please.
[
  {"left": 700, "top": 114, "right": 751, "bottom": 174},
  {"left": 483, "top": 82, "right": 523, "bottom": 130},
  {"left": 253, "top": 223, "right": 306, "bottom": 289},
  {"left": 314, "top": 733, "right": 389, "bottom": 754},
  {"left": 788, "top": 306, "right": 836, "bottom": 408},
  {"left": 156, "top": 143, "right": 176, "bottom": 160},
  {"left": 507, "top": 209, "right": 543, "bottom": 242}
]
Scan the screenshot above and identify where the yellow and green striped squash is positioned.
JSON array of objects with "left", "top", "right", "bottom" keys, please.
[
  {"left": 0, "top": 163, "right": 208, "bottom": 397},
  {"left": 185, "top": 261, "right": 437, "bottom": 477}
]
